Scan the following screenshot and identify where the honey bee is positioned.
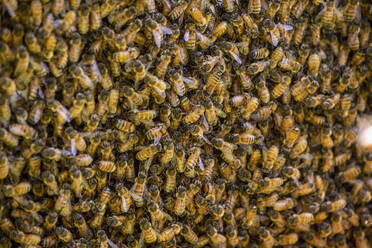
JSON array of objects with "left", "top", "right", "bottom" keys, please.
[
  {"left": 41, "top": 170, "right": 59, "bottom": 195},
  {"left": 139, "top": 218, "right": 157, "bottom": 243},
  {"left": 144, "top": 17, "right": 172, "bottom": 48},
  {"left": 55, "top": 226, "right": 73, "bottom": 243},
  {"left": 10, "top": 230, "right": 41, "bottom": 245},
  {"left": 247, "top": 60, "right": 269, "bottom": 75},
  {"left": 77, "top": 4, "right": 90, "bottom": 34},
  {"left": 0, "top": 154, "right": 9, "bottom": 179},
  {"left": 308, "top": 52, "right": 321, "bottom": 77},
  {"left": 210, "top": 21, "right": 227, "bottom": 41},
  {"left": 43, "top": 211, "right": 58, "bottom": 231},
  {"left": 72, "top": 212, "right": 92, "bottom": 238},
  {"left": 206, "top": 225, "right": 227, "bottom": 248},
  {"left": 13, "top": 46, "right": 29, "bottom": 77},
  {"left": 54, "top": 184, "right": 72, "bottom": 217},
  {"left": 249, "top": 0, "right": 261, "bottom": 15},
  {"left": 168, "top": 69, "right": 185, "bottom": 96},
  {"left": 302, "top": 231, "right": 327, "bottom": 247},
  {"left": 0, "top": 128, "right": 18, "bottom": 148}
]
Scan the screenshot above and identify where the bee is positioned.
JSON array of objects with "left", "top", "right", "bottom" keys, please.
[
  {"left": 288, "top": 212, "right": 314, "bottom": 225},
  {"left": 3, "top": 182, "right": 32, "bottom": 197},
  {"left": 211, "top": 21, "right": 228, "bottom": 41},
  {"left": 262, "top": 145, "right": 279, "bottom": 172},
  {"left": 139, "top": 218, "right": 157, "bottom": 243},
  {"left": 308, "top": 52, "right": 321, "bottom": 77},
  {"left": 257, "top": 227, "right": 276, "bottom": 248},
  {"left": 302, "top": 231, "right": 327, "bottom": 247},
  {"left": 168, "top": 69, "right": 185, "bottom": 96},
  {"left": 247, "top": 60, "right": 269, "bottom": 75},
  {"left": 144, "top": 17, "right": 172, "bottom": 48},
  {"left": 267, "top": 47, "right": 283, "bottom": 69},
  {"left": 88, "top": 3, "right": 102, "bottom": 31},
  {"left": 188, "top": 7, "right": 207, "bottom": 28},
  {"left": 291, "top": 0, "right": 309, "bottom": 19},
  {"left": 72, "top": 212, "right": 92, "bottom": 238},
  {"left": 155, "top": 52, "right": 171, "bottom": 79},
  {"left": 25, "top": 33, "right": 41, "bottom": 56},
  {"left": 255, "top": 78, "right": 270, "bottom": 103},
  {"left": 77, "top": 4, "right": 90, "bottom": 34},
  {"left": 41, "top": 170, "right": 59, "bottom": 195},
  {"left": 249, "top": 0, "right": 261, "bottom": 14},
  {"left": 113, "top": 47, "right": 140, "bottom": 63},
  {"left": 272, "top": 75, "right": 291, "bottom": 99},
  {"left": 265, "top": 0, "right": 280, "bottom": 18},
  {"left": 14, "top": 46, "right": 29, "bottom": 77},
  {"left": 230, "top": 132, "right": 255, "bottom": 145},
  {"left": 318, "top": 0, "right": 338, "bottom": 30},
  {"left": 343, "top": 0, "right": 360, "bottom": 23},
  {"left": 10, "top": 230, "right": 41, "bottom": 245},
  {"left": 100, "top": 0, "right": 116, "bottom": 17},
  {"left": 183, "top": 105, "right": 204, "bottom": 124},
  {"left": 180, "top": 225, "right": 198, "bottom": 245},
  {"left": 0, "top": 128, "right": 18, "bottom": 147},
  {"left": 43, "top": 211, "right": 58, "bottom": 231},
  {"left": 206, "top": 225, "right": 227, "bottom": 247},
  {"left": 55, "top": 227, "right": 73, "bottom": 243},
  {"left": 9, "top": 123, "right": 37, "bottom": 140}
]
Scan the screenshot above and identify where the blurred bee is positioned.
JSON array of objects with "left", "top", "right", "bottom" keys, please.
[
  {"left": 249, "top": 0, "right": 261, "bottom": 14},
  {"left": 0, "top": 128, "right": 18, "bottom": 147},
  {"left": 211, "top": 21, "right": 228, "bottom": 41},
  {"left": 292, "top": 0, "right": 309, "bottom": 19},
  {"left": 10, "top": 230, "right": 41, "bottom": 245}
]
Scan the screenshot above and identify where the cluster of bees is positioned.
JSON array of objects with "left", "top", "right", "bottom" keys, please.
[{"left": 0, "top": 0, "right": 371, "bottom": 246}]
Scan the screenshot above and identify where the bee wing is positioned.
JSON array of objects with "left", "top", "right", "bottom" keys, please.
[
  {"left": 154, "top": 135, "right": 162, "bottom": 145},
  {"left": 3, "top": 2, "right": 15, "bottom": 17},
  {"left": 152, "top": 30, "right": 162, "bottom": 48},
  {"left": 143, "top": 61, "right": 152, "bottom": 73},
  {"left": 160, "top": 25, "right": 173, "bottom": 35},
  {"left": 270, "top": 31, "right": 279, "bottom": 47},
  {"left": 71, "top": 139, "right": 77, "bottom": 156},
  {"left": 38, "top": 84, "right": 45, "bottom": 99},
  {"left": 108, "top": 239, "right": 119, "bottom": 248},
  {"left": 129, "top": 191, "right": 143, "bottom": 201},
  {"left": 56, "top": 106, "right": 71, "bottom": 123},
  {"left": 184, "top": 30, "right": 190, "bottom": 41},
  {"left": 278, "top": 23, "right": 293, "bottom": 31},
  {"left": 229, "top": 51, "right": 242, "bottom": 64},
  {"left": 355, "top": 5, "right": 361, "bottom": 23},
  {"left": 198, "top": 157, "right": 205, "bottom": 171},
  {"left": 315, "top": 6, "right": 326, "bottom": 22},
  {"left": 121, "top": 196, "right": 128, "bottom": 212},
  {"left": 201, "top": 114, "right": 209, "bottom": 132},
  {"left": 334, "top": 7, "right": 344, "bottom": 23},
  {"left": 180, "top": 75, "right": 194, "bottom": 86}
]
